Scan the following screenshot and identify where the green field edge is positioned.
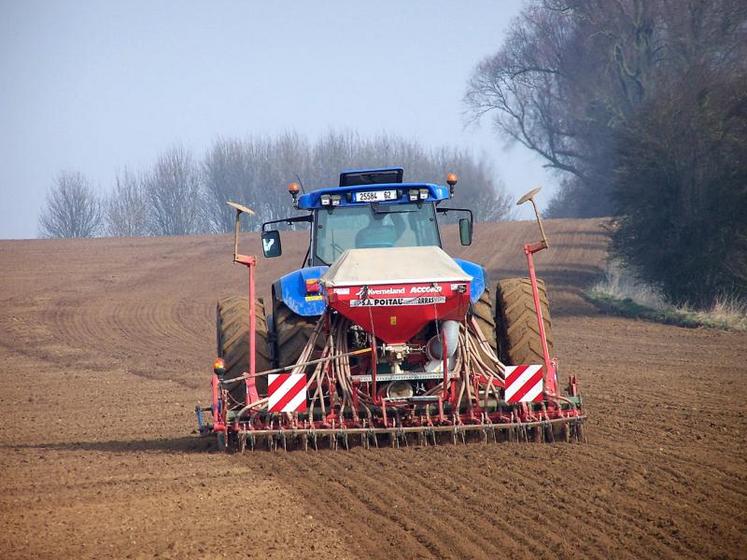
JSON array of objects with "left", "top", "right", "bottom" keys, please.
[{"left": 583, "top": 291, "right": 744, "bottom": 331}]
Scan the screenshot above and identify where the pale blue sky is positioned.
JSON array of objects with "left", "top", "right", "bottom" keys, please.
[{"left": 0, "top": 0, "right": 552, "bottom": 239}]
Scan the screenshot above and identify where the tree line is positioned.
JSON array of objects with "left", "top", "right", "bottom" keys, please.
[
  {"left": 39, "top": 132, "right": 511, "bottom": 239},
  {"left": 467, "top": 0, "right": 746, "bottom": 306}
]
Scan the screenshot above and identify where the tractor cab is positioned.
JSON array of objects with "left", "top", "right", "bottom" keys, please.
[{"left": 260, "top": 168, "right": 472, "bottom": 267}]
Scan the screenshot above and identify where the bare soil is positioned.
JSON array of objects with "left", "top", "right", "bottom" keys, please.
[{"left": 1, "top": 219, "right": 745, "bottom": 559}]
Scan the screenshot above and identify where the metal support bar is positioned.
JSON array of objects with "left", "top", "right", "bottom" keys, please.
[
  {"left": 226, "top": 201, "right": 259, "bottom": 406},
  {"left": 246, "top": 255, "right": 256, "bottom": 404}
]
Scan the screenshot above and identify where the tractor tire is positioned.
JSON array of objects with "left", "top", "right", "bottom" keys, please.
[
  {"left": 216, "top": 296, "right": 272, "bottom": 406},
  {"left": 272, "top": 302, "right": 321, "bottom": 369},
  {"left": 471, "top": 287, "right": 498, "bottom": 357},
  {"left": 495, "top": 278, "right": 554, "bottom": 365}
]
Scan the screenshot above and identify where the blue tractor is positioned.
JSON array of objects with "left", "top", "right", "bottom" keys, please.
[{"left": 211, "top": 168, "right": 583, "bottom": 448}]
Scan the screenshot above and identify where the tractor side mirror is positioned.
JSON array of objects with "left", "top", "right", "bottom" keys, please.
[
  {"left": 261, "top": 230, "right": 282, "bottom": 258},
  {"left": 459, "top": 218, "right": 472, "bottom": 246}
]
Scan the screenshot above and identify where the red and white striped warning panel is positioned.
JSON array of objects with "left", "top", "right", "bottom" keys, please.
[
  {"left": 267, "top": 373, "right": 307, "bottom": 413},
  {"left": 504, "top": 364, "right": 544, "bottom": 403}
]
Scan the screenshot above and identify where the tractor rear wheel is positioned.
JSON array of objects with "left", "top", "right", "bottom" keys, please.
[
  {"left": 471, "top": 287, "right": 498, "bottom": 358},
  {"left": 272, "top": 302, "right": 321, "bottom": 369},
  {"left": 495, "top": 278, "right": 554, "bottom": 365},
  {"left": 216, "top": 296, "right": 272, "bottom": 407}
]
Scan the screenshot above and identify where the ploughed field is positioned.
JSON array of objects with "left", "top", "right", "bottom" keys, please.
[{"left": 1, "top": 219, "right": 745, "bottom": 559}]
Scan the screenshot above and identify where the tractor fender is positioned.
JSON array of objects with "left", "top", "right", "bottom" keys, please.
[
  {"left": 273, "top": 266, "right": 328, "bottom": 317},
  {"left": 453, "top": 258, "right": 487, "bottom": 303}
]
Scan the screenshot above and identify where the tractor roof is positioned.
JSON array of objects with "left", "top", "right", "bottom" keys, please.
[{"left": 297, "top": 182, "right": 451, "bottom": 210}]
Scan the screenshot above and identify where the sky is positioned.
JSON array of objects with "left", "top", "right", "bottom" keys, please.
[{"left": 0, "top": 0, "right": 554, "bottom": 239}]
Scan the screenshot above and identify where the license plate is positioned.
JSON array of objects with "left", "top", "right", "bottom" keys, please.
[{"left": 353, "top": 189, "right": 398, "bottom": 203}]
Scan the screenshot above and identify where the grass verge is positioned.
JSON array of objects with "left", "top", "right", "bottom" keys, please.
[{"left": 586, "top": 261, "right": 746, "bottom": 331}]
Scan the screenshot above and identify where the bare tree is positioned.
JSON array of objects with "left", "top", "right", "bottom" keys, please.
[
  {"left": 145, "top": 146, "right": 207, "bottom": 236},
  {"left": 466, "top": 0, "right": 747, "bottom": 218},
  {"left": 429, "top": 147, "right": 512, "bottom": 223},
  {"left": 202, "top": 131, "right": 511, "bottom": 230},
  {"left": 39, "top": 171, "right": 102, "bottom": 238},
  {"left": 105, "top": 169, "right": 149, "bottom": 237},
  {"left": 203, "top": 137, "right": 250, "bottom": 233},
  {"left": 203, "top": 133, "right": 311, "bottom": 233}
]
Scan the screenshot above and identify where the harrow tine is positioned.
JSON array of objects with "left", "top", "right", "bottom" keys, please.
[
  {"left": 564, "top": 421, "right": 572, "bottom": 443},
  {"left": 428, "top": 428, "right": 437, "bottom": 447},
  {"left": 417, "top": 430, "right": 427, "bottom": 447},
  {"left": 545, "top": 422, "right": 555, "bottom": 443},
  {"left": 398, "top": 428, "right": 408, "bottom": 448},
  {"left": 573, "top": 422, "right": 586, "bottom": 443},
  {"left": 509, "top": 413, "right": 516, "bottom": 442}
]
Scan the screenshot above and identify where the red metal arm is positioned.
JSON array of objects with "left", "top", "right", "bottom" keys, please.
[
  {"left": 234, "top": 254, "right": 257, "bottom": 405},
  {"left": 523, "top": 241, "right": 557, "bottom": 396}
]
